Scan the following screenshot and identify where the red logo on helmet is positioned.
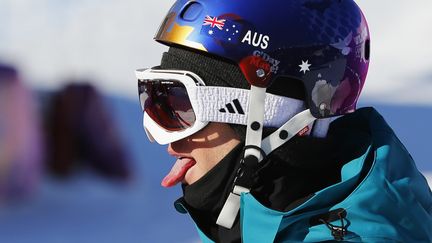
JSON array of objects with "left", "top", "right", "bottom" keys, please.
[{"left": 239, "top": 55, "right": 272, "bottom": 87}]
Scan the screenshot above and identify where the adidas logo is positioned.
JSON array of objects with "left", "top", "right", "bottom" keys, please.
[{"left": 219, "top": 99, "right": 245, "bottom": 115}]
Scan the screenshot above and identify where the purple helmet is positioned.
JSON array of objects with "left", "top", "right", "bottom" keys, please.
[{"left": 155, "top": 0, "right": 370, "bottom": 118}]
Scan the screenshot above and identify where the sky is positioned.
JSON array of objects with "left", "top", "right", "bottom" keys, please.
[{"left": 0, "top": 0, "right": 432, "bottom": 105}]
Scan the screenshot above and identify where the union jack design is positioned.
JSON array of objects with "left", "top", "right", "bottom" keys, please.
[{"left": 203, "top": 15, "right": 226, "bottom": 30}]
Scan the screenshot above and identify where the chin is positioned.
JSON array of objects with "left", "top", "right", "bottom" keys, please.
[{"left": 184, "top": 169, "right": 201, "bottom": 185}]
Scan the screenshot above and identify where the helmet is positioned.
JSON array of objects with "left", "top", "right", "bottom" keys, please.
[{"left": 155, "top": 0, "right": 370, "bottom": 118}]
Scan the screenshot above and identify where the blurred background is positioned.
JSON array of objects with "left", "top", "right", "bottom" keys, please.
[{"left": 0, "top": 1, "right": 431, "bottom": 242}]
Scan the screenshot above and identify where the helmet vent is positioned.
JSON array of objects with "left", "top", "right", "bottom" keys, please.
[{"left": 180, "top": 2, "right": 203, "bottom": 22}]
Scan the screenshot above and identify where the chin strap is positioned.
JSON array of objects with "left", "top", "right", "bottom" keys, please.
[
  {"left": 261, "top": 109, "right": 317, "bottom": 154},
  {"left": 216, "top": 85, "right": 266, "bottom": 228},
  {"left": 216, "top": 84, "right": 317, "bottom": 229}
]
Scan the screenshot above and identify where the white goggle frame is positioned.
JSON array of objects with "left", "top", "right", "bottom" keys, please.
[
  {"left": 137, "top": 68, "right": 208, "bottom": 145},
  {"left": 136, "top": 68, "right": 306, "bottom": 145}
]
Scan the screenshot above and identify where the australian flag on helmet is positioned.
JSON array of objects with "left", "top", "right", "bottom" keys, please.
[{"left": 200, "top": 15, "right": 243, "bottom": 44}]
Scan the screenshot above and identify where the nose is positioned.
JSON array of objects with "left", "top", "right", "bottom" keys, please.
[
  {"left": 167, "top": 139, "right": 189, "bottom": 155},
  {"left": 167, "top": 141, "right": 184, "bottom": 155}
]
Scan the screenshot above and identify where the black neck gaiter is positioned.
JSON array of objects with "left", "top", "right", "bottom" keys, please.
[
  {"left": 182, "top": 143, "right": 244, "bottom": 243},
  {"left": 180, "top": 115, "right": 371, "bottom": 243}
]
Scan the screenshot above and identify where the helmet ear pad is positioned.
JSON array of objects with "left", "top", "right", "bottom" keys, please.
[{"left": 267, "top": 77, "right": 306, "bottom": 101}]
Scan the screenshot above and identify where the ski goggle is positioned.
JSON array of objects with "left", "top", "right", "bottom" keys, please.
[
  {"left": 136, "top": 68, "right": 306, "bottom": 145},
  {"left": 137, "top": 68, "right": 208, "bottom": 144}
]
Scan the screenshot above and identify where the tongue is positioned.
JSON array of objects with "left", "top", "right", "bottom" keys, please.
[{"left": 162, "top": 158, "right": 196, "bottom": 188}]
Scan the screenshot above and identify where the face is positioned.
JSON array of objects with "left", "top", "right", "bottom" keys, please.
[{"left": 164, "top": 122, "right": 241, "bottom": 187}]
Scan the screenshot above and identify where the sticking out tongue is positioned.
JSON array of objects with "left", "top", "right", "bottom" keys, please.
[{"left": 162, "top": 157, "right": 196, "bottom": 187}]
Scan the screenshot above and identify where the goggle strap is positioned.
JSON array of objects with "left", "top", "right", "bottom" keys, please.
[
  {"left": 193, "top": 86, "right": 305, "bottom": 127},
  {"left": 216, "top": 185, "right": 249, "bottom": 229},
  {"left": 217, "top": 85, "right": 267, "bottom": 229}
]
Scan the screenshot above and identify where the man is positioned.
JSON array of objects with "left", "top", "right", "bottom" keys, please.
[{"left": 137, "top": 0, "right": 432, "bottom": 242}]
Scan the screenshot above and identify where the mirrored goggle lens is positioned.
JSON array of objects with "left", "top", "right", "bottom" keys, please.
[{"left": 138, "top": 79, "right": 196, "bottom": 131}]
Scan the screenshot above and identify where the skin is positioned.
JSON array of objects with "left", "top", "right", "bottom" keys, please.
[{"left": 167, "top": 122, "right": 241, "bottom": 185}]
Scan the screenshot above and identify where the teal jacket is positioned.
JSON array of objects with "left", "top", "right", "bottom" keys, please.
[{"left": 183, "top": 108, "right": 432, "bottom": 242}]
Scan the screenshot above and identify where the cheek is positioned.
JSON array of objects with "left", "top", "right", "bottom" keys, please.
[
  {"left": 185, "top": 164, "right": 208, "bottom": 184},
  {"left": 185, "top": 148, "right": 223, "bottom": 183},
  {"left": 196, "top": 148, "right": 223, "bottom": 170}
]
